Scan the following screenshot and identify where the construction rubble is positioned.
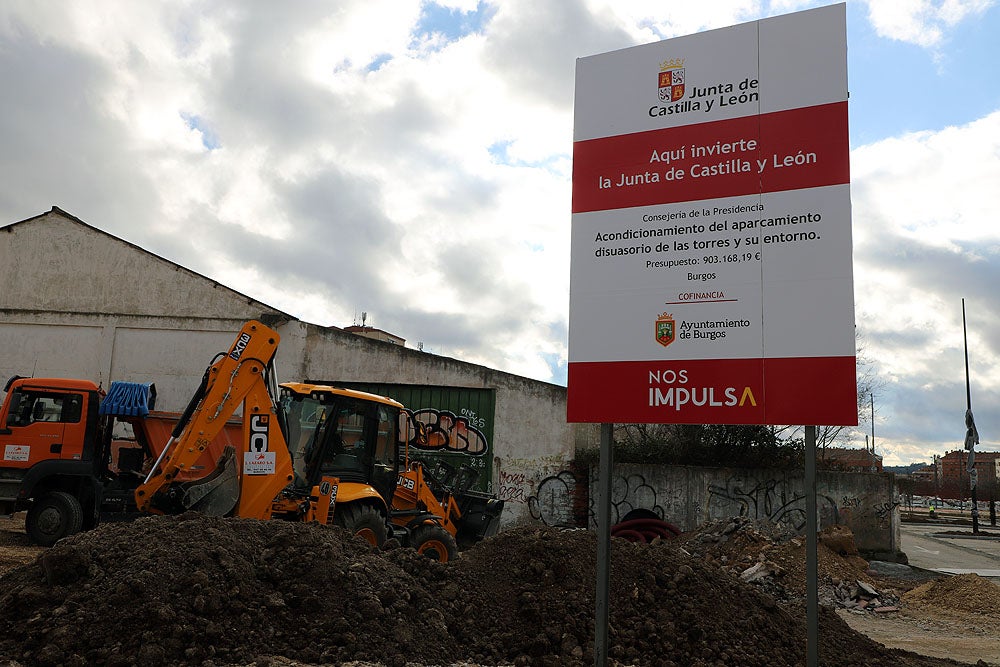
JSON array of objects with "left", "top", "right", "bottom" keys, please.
[{"left": 674, "top": 517, "right": 917, "bottom": 614}]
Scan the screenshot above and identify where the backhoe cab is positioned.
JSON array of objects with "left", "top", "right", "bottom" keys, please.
[
  {"left": 280, "top": 382, "right": 407, "bottom": 549},
  {"left": 280, "top": 381, "right": 504, "bottom": 561}
]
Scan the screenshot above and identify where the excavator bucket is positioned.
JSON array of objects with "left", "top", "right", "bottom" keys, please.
[
  {"left": 179, "top": 445, "right": 241, "bottom": 516},
  {"left": 454, "top": 490, "right": 504, "bottom": 548}
]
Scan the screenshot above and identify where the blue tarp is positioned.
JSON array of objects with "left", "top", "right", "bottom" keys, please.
[{"left": 100, "top": 381, "right": 157, "bottom": 417}]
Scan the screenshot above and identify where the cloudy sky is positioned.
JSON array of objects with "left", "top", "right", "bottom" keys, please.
[{"left": 1, "top": 1, "right": 998, "bottom": 466}]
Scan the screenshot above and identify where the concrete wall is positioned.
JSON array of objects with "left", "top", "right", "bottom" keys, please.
[
  {"left": 0, "top": 210, "right": 280, "bottom": 321},
  {"left": 518, "top": 462, "right": 900, "bottom": 554},
  {"left": 0, "top": 209, "right": 288, "bottom": 406},
  {"left": 584, "top": 464, "right": 901, "bottom": 554},
  {"left": 0, "top": 208, "right": 593, "bottom": 526}
]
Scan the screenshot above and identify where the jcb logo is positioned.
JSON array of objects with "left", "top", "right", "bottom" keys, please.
[
  {"left": 250, "top": 414, "right": 269, "bottom": 452},
  {"left": 320, "top": 482, "right": 339, "bottom": 502},
  {"left": 229, "top": 332, "right": 252, "bottom": 360},
  {"left": 396, "top": 476, "right": 416, "bottom": 491}
]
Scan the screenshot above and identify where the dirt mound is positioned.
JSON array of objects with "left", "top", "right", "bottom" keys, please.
[
  {"left": 0, "top": 515, "right": 971, "bottom": 667},
  {"left": 903, "top": 573, "right": 1000, "bottom": 615},
  {"left": 0, "top": 514, "right": 462, "bottom": 667}
]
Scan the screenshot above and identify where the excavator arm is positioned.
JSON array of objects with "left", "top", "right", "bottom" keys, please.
[{"left": 134, "top": 321, "right": 295, "bottom": 518}]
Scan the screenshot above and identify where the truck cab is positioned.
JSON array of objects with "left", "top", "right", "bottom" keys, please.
[{"left": 0, "top": 377, "right": 108, "bottom": 544}]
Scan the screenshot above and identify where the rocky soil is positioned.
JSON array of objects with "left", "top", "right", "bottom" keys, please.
[
  {"left": 0, "top": 513, "right": 994, "bottom": 666},
  {"left": 673, "top": 516, "right": 1000, "bottom": 666}
]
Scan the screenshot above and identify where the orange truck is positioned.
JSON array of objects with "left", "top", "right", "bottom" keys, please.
[{"left": 0, "top": 375, "right": 241, "bottom": 546}]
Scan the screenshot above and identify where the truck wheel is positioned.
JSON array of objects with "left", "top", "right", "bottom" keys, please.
[
  {"left": 410, "top": 524, "right": 459, "bottom": 563},
  {"left": 334, "top": 503, "right": 388, "bottom": 548},
  {"left": 26, "top": 491, "right": 84, "bottom": 547}
]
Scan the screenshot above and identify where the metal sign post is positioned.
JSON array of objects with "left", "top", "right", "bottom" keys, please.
[
  {"left": 595, "top": 422, "right": 613, "bottom": 666},
  {"left": 804, "top": 425, "right": 819, "bottom": 667},
  {"left": 962, "top": 299, "right": 980, "bottom": 534}
]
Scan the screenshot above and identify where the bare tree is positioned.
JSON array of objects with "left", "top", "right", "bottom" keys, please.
[{"left": 610, "top": 422, "right": 801, "bottom": 468}]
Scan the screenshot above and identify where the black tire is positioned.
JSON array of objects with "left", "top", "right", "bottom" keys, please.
[
  {"left": 334, "top": 503, "right": 388, "bottom": 548},
  {"left": 410, "top": 523, "right": 459, "bottom": 563},
  {"left": 26, "top": 491, "right": 84, "bottom": 547}
]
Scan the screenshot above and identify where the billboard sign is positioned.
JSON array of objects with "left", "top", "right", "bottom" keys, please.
[{"left": 568, "top": 4, "right": 856, "bottom": 425}]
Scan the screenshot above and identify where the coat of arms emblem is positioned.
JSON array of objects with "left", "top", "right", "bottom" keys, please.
[
  {"left": 658, "top": 59, "right": 685, "bottom": 102},
  {"left": 656, "top": 312, "right": 676, "bottom": 347}
]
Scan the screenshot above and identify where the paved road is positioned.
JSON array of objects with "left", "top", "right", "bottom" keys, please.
[{"left": 900, "top": 522, "right": 1000, "bottom": 581}]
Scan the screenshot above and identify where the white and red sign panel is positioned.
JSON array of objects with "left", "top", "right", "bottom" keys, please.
[{"left": 568, "top": 4, "right": 857, "bottom": 425}]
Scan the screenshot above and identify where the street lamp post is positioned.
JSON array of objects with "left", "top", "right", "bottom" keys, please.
[{"left": 962, "top": 299, "right": 980, "bottom": 535}]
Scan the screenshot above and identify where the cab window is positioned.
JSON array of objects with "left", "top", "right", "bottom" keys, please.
[
  {"left": 6, "top": 391, "right": 82, "bottom": 427},
  {"left": 335, "top": 405, "right": 368, "bottom": 452},
  {"left": 374, "top": 405, "right": 396, "bottom": 467}
]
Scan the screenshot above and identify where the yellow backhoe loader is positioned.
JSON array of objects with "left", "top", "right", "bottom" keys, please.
[{"left": 135, "top": 320, "right": 503, "bottom": 561}]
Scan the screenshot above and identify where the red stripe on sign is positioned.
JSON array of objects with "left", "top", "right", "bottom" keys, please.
[
  {"left": 571, "top": 102, "right": 849, "bottom": 214},
  {"left": 567, "top": 355, "right": 856, "bottom": 425},
  {"left": 762, "top": 356, "right": 858, "bottom": 425}
]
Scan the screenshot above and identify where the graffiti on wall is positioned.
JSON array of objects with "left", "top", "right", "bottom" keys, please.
[
  {"left": 836, "top": 494, "right": 899, "bottom": 530},
  {"left": 501, "top": 468, "right": 675, "bottom": 529},
  {"left": 527, "top": 471, "right": 579, "bottom": 528},
  {"left": 494, "top": 463, "right": 899, "bottom": 552},
  {"left": 601, "top": 472, "right": 668, "bottom": 526},
  {"left": 707, "top": 476, "right": 840, "bottom": 531},
  {"left": 500, "top": 468, "right": 581, "bottom": 529},
  {"left": 410, "top": 408, "right": 488, "bottom": 455},
  {"left": 841, "top": 495, "right": 862, "bottom": 509},
  {"left": 873, "top": 501, "right": 900, "bottom": 522},
  {"left": 498, "top": 469, "right": 530, "bottom": 504},
  {"left": 520, "top": 470, "right": 670, "bottom": 527}
]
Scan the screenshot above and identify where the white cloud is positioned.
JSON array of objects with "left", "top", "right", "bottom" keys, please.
[
  {"left": 861, "top": 0, "right": 995, "bottom": 47},
  {"left": 297, "top": 0, "right": 421, "bottom": 83},
  {"left": 852, "top": 112, "right": 1000, "bottom": 245},
  {"left": 584, "top": 0, "right": 764, "bottom": 40}
]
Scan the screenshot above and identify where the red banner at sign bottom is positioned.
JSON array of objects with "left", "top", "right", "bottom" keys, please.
[{"left": 567, "top": 356, "right": 858, "bottom": 425}]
